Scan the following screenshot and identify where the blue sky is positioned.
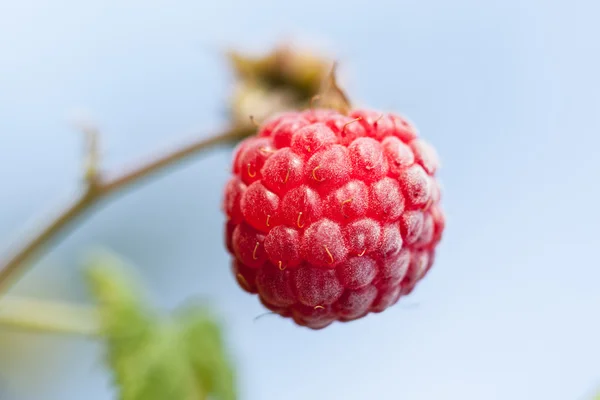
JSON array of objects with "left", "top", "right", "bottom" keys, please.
[{"left": 1, "top": 0, "right": 599, "bottom": 399}]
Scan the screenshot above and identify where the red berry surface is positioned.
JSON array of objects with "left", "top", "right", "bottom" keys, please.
[{"left": 223, "top": 108, "right": 445, "bottom": 329}]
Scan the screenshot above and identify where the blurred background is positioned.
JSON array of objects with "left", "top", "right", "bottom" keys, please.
[{"left": 1, "top": 0, "right": 599, "bottom": 399}]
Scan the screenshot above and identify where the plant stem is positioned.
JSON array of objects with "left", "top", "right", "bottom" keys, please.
[
  {"left": 0, "top": 126, "right": 250, "bottom": 294},
  {"left": 0, "top": 296, "right": 99, "bottom": 336},
  {"left": 100, "top": 126, "right": 249, "bottom": 193}
]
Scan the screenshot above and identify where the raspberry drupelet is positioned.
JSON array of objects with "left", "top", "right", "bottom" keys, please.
[{"left": 223, "top": 108, "right": 445, "bottom": 329}]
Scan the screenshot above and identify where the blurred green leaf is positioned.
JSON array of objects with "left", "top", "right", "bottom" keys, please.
[
  {"left": 86, "top": 252, "right": 236, "bottom": 400},
  {"left": 177, "top": 306, "right": 237, "bottom": 400}
]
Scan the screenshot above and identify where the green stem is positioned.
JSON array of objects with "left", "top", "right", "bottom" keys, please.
[{"left": 0, "top": 296, "right": 99, "bottom": 337}]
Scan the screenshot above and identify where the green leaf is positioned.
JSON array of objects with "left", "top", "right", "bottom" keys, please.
[
  {"left": 177, "top": 305, "right": 237, "bottom": 400},
  {"left": 85, "top": 251, "right": 236, "bottom": 400}
]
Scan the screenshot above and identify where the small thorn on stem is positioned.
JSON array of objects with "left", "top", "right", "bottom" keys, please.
[
  {"left": 325, "top": 61, "right": 352, "bottom": 114},
  {"left": 82, "top": 126, "right": 100, "bottom": 187},
  {"left": 249, "top": 115, "right": 260, "bottom": 127},
  {"left": 70, "top": 110, "right": 102, "bottom": 187}
]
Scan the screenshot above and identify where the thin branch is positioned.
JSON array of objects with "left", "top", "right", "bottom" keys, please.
[
  {"left": 83, "top": 124, "right": 101, "bottom": 186},
  {"left": 0, "top": 193, "right": 95, "bottom": 293},
  {"left": 0, "top": 126, "right": 251, "bottom": 293},
  {"left": 101, "top": 126, "right": 249, "bottom": 193},
  {"left": 0, "top": 296, "right": 99, "bottom": 336}
]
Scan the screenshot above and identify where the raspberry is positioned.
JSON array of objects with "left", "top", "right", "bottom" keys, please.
[{"left": 223, "top": 109, "right": 445, "bottom": 329}]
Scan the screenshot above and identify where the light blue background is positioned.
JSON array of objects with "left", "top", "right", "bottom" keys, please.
[{"left": 1, "top": 0, "right": 599, "bottom": 399}]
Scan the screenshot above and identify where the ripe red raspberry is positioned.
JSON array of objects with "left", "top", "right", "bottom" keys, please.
[{"left": 223, "top": 108, "right": 445, "bottom": 329}]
